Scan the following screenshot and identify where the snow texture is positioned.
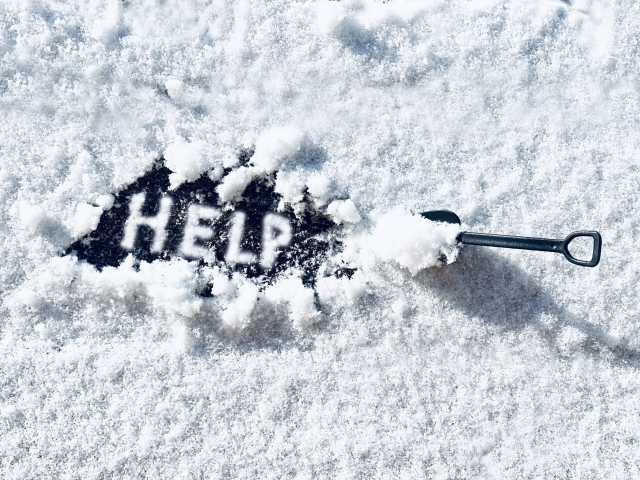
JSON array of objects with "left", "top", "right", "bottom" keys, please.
[{"left": 2, "top": 0, "right": 640, "bottom": 478}]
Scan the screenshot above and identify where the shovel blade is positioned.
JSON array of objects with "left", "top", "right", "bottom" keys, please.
[{"left": 420, "top": 210, "right": 461, "bottom": 225}]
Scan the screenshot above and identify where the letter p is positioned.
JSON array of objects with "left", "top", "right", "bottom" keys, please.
[{"left": 260, "top": 213, "right": 292, "bottom": 269}]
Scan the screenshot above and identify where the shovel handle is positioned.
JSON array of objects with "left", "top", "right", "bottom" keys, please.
[{"left": 458, "top": 231, "right": 602, "bottom": 267}]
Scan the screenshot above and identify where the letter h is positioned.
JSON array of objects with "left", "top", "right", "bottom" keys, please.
[{"left": 120, "top": 193, "right": 173, "bottom": 252}]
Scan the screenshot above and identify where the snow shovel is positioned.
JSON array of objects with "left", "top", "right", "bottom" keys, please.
[{"left": 420, "top": 210, "right": 602, "bottom": 267}]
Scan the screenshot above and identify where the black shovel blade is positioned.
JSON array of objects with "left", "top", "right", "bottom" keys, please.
[{"left": 420, "top": 210, "right": 461, "bottom": 225}]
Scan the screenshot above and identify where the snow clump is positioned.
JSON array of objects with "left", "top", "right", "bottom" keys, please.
[
  {"left": 95, "top": 194, "right": 115, "bottom": 211},
  {"left": 265, "top": 276, "right": 322, "bottom": 331},
  {"left": 221, "top": 282, "right": 260, "bottom": 333},
  {"left": 369, "top": 209, "right": 461, "bottom": 275},
  {"left": 142, "top": 259, "right": 204, "bottom": 318},
  {"left": 67, "top": 203, "right": 104, "bottom": 238},
  {"left": 210, "top": 268, "right": 321, "bottom": 333},
  {"left": 306, "top": 174, "right": 332, "bottom": 207},
  {"left": 217, "top": 127, "right": 306, "bottom": 203},
  {"left": 165, "top": 138, "right": 211, "bottom": 189},
  {"left": 18, "top": 202, "right": 46, "bottom": 234},
  {"left": 252, "top": 127, "right": 306, "bottom": 174},
  {"left": 327, "top": 199, "right": 362, "bottom": 225},
  {"left": 274, "top": 170, "right": 307, "bottom": 214}
]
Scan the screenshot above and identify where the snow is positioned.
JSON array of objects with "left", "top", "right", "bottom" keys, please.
[
  {"left": 251, "top": 126, "right": 306, "bottom": 175},
  {"left": 95, "top": 194, "right": 114, "bottom": 211},
  {"left": 306, "top": 173, "right": 332, "bottom": 206},
  {"left": 215, "top": 166, "right": 254, "bottom": 203},
  {"left": 67, "top": 202, "right": 103, "bottom": 238},
  {"left": 220, "top": 281, "right": 260, "bottom": 332},
  {"left": 180, "top": 204, "right": 222, "bottom": 259},
  {"left": 274, "top": 169, "right": 307, "bottom": 212},
  {"left": 164, "top": 138, "right": 210, "bottom": 189},
  {"left": 142, "top": 259, "right": 204, "bottom": 318},
  {"left": 369, "top": 209, "right": 461, "bottom": 274},
  {"left": 260, "top": 213, "right": 292, "bottom": 269},
  {"left": 216, "top": 127, "right": 306, "bottom": 203},
  {"left": 2, "top": 0, "right": 640, "bottom": 477},
  {"left": 17, "top": 202, "right": 46, "bottom": 234},
  {"left": 120, "top": 193, "right": 173, "bottom": 252},
  {"left": 265, "top": 275, "right": 322, "bottom": 330},
  {"left": 326, "top": 199, "right": 362, "bottom": 225},
  {"left": 225, "top": 212, "right": 258, "bottom": 265}
]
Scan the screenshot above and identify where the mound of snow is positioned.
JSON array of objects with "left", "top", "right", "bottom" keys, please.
[
  {"left": 165, "top": 138, "right": 209, "bottom": 189},
  {"left": 265, "top": 276, "right": 321, "bottom": 331},
  {"left": 217, "top": 127, "right": 305, "bottom": 203},
  {"left": 327, "top": 199, "right": 362, "bottom": 225},
  {"left": 251, "top": 127, "right": 305, "bottom": 174},
  {"left": 68, "top": 203, "right": 103, "bottom": 238},
  {"left": 369, "top": 209, "right": 461, "bottom": 275}
]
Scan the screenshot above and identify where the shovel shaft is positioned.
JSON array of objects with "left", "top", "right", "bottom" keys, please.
[
  {"left": 458, "top": 231, "right": 602, "bottom": 267},
  {"left": 458, "top": 232, "right": 562, "bottom": 252}
]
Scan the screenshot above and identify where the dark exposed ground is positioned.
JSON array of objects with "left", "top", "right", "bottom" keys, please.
[{"left": 66, "top": 152, "right": 343, "bottom": 292}]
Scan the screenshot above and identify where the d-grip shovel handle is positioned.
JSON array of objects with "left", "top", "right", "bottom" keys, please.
[{"left": 458, "top": 231, "right": 602, "bottom": 267}]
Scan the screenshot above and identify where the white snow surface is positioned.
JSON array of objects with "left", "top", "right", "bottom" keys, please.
[{"left": 2, "top": 0, "right": 640, "bottom": 477}]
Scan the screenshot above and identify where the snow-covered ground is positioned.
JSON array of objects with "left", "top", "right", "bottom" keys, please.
[{"left": 2, "top": 0, "right": 640, "bottom": 477}]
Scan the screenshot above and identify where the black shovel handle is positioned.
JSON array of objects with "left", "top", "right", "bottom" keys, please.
[
  {"left": 419, "top": 211, "right": 602, "bottom": 267},
  {"left": 458, "top": 231, "right": 602, "bottom": 267}
]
